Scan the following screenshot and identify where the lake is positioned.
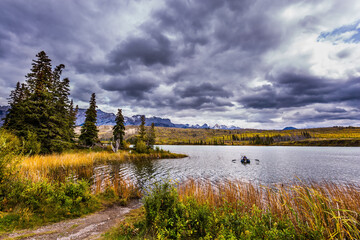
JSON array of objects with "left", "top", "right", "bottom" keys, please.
[
  {"left": 90, "top": 145, "right": 360, "bottom": 188},
  {"left": 102, "top": 145, "right": 360, "bottom": 188}
]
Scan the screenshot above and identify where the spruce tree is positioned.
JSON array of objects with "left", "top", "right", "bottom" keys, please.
[
  {"left": 79, "top": 93, "right": 99, "bottom": 146},
  {"left": 3, "top": 82, "right": 27, "bottom": 134},
  {"left": 68, "top": 100, "right": 78, "bottom": 141},
  {"left": 4, "top": 51, "right": 76, "bottom": 153},
  {"left": 138, "top": 115, "right": 146, "bottom": 141},
  {"left": 113, "top": 109, "right": 125, "bottom": 149},
  {"left": 147, "top": 122, "right": 156, "bottom": 149}
]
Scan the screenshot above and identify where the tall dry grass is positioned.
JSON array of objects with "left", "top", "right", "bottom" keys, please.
[
  {"left": 19, "top": 151, "right": 143, "bottom": 199},
  {"left": 178, "top": 179, "right": 360, "bottom": 239},
  {"left": 20, "top": 150, "right": 185, "bottom": 182},
  {"left": 20, "top": 151, "right": 130, "bottom": 181}
]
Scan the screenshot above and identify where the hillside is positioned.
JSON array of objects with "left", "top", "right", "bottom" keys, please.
[
  {"left": 153, "top": 126, "right": 360, "bottom": 146},
  {"left": 93, "top": 125, "right": 360, "bottom": 146}
]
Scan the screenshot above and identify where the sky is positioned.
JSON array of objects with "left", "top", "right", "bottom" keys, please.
[{"left": 1, "top": 0, "right": 360, "bottom": 129}]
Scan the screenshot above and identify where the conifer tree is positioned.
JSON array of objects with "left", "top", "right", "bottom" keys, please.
[
  {"left": 138, "top": 115, "right": 146, "bottom": 141},
  {"left": 68, "top": 100, "right": 78, "bottom": 141},
  {"left": 113, "top": 109, "right": 125, "bottom": 149},
  {"left": 3, "top": 82, "right": 27, "bottom": 134},
  {"left": 79, "top": 93, "right": 99, "bottom": 146},
  {"left": 4, "top": 51, "right": 76, "bottom": 153},
  {"left": 147, "top": 123, "right": 156, "bottom": 149}
]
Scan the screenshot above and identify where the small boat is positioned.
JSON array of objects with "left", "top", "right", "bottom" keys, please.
[{"left": 241, "top": 156, "right": 250, "bottom": 164}]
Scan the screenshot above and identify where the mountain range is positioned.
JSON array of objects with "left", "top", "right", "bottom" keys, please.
[
  {"left": 0, "top": 106, "right": 242, "bottom": 130},
  {"left": 76, "top": 108, "right": 242, "bottom": 129}
]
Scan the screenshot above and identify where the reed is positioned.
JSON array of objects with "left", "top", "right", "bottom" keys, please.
[
  {"left": 20, "top": 151, "right": 130, "bottom": 181},
  {"left": 178, "top": 179, "right": 360, "bottom": 239},
  {"left": 20, "top": 150, "right": 186, "bottom": 182},
  {"left": 95, "top": 174, "right": 142, "bottom": 202}
]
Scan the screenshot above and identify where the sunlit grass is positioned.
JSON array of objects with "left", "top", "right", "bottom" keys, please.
[
  {"left": 19, "top": 150, "right": 186, "bottom": 191},
  {"left": 178, "top": 179, "right": 360, "bottom": 239},
  {"left": 20, "top": 151, "right": 130, "bottom": 181}
]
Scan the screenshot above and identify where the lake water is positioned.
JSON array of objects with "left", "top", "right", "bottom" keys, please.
[{"left": 112, "top": 145, "right": 360, "bottom": 187}]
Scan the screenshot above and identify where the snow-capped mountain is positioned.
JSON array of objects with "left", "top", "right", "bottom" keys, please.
[
  {"left": 0, "top": 106, "right": 242, "bottom": 130},
  {"left": 76, "top": 108, "right": 241, "bottom": 129}
]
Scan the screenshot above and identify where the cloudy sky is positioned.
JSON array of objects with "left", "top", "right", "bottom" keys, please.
[{"left": 1, "top": 0, "right": 360, "bottom": 129}]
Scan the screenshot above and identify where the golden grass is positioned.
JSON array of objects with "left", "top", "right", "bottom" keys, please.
[
  {"left": 178, "top": 179, "right": 360, "bottom": 239},
  {"left": 19, "top": 151, "right": 143, "bottom": 198},
  {"left": 19, "top": 150, "right": 184, "bottom": 197},
  {"left": 20, "top": 151, "right": 130, "bottom": 181}
]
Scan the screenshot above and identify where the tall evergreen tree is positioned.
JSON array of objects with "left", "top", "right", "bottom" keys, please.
[
  {"left": 4, "top": 51, "right": 76, "bottom": 153},
  {"left": 138, "top": 115, "right": 146, "bottom": 141},
  {"left": 113, "top": 109, "right": 125, "bottom": 149},
  {"left": 68, "top": 100, "right": 78, "bottom": 141},
  {"left": 3, "top": 82, "right": 27, "bottom": 134},
  {"left": 147, "top": 123, "right": 156, "bottom": 149},
  {"left": 79, "top": 93, "right": 99, "bottom": 146}
]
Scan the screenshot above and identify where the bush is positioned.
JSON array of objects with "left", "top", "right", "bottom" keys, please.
[
  {"left": 122, "top": 140, "right": 130, "bottom": 150},
  {"left": 0, "top": 129, "right": 22, "bottom": 185},
  {"left": 134, "top": 140, "right": 147, "bottom": 153},
  {"left": 116, "top": 182, "right": 304, "bottom": 239},
  {"left": 143, "top": 181, "right": 184, "bottom": 238},
  {"left": 0, "top": 179, "right": 99, "bottom": 231},
  {"left": 23, "top": 131, "right": 41, "bottom": 155}
]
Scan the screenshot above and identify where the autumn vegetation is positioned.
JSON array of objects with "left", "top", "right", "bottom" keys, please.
[
  {"left": 106, "top": 180, "right": 360, "bottom": 239},
  {"left": 151, "top": 126, "right": 360, "bottom": 146}
]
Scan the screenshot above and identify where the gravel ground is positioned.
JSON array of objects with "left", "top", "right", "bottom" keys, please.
[{"left": 1, "top": 200, "right": 142, "bottom": 240}]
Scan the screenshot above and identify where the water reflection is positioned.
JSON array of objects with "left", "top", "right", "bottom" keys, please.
[
  {"left": 131, "top": 159, "right": 157, "bottom": 189},
  {"left": 58, "top": 145, "right": 360, "bottom": 190}
]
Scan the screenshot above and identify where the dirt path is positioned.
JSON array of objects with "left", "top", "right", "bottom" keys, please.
[{"left": 1, "top": 200, "right": 142, "bottom": 240}]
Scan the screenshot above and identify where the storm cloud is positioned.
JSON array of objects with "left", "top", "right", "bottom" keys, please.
[{"left": 1, "top": 0, "right": 360, "bottom": 128}]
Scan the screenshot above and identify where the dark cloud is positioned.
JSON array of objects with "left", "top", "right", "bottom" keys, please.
[
  {"left": 239, "top": 73, "right": 360, "bottom": 109},
  {"left": 284, "top": 108, "right": 360, "bottom": 124},
  {"left": 107, "top": 31, "right": 175, "bottom": 72},
  {"left": 100, "top": 76, "right": 159, "bottom": 99},
  {"left": 314, "top": 106, "right": 347, "bottom": 113},
  {"left": 1, "top": 0, "right": 360, "bottom": 127},
  {"left": 336, "top": 48, "right": 352, "bottom": 59},
  {"left": 176, "top": 82, "right": 232, "bottom": 98}
]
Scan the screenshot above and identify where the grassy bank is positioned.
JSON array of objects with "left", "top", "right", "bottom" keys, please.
[
  {"left": 0, "top": 130, "right": 186, "bottom": 233},
  {"left": 21, "top": 150, "right": 186, "bottom": 181},
  {"left": 106, "top": 180, "right": 360, "bottom": 239}
]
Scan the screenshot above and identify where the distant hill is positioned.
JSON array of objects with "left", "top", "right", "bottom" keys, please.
[
  {"left": 283, "top": 126, "right": 297, "bottom": 130},
  {"left": 0, "top": 106, "right": 241, "bottom": 130}
]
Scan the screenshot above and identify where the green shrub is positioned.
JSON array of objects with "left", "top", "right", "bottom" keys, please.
[
  {"left": 22, "top": 131, "right": 41, "bottom": 155},
  {"left": 0, "top": 129, "right": 22, "bottom": 189},
  {"left": 113, "top": 182, "right": 321, "bottom": 239},
  {"left": 134, "top": 140, "right": 147, "bottom": 153},
  {"left": 143, "top": 181, "right": 185, "bottom": 238},
  {"left": 0, "top": 179, "right": 99, "bottom": 231}
]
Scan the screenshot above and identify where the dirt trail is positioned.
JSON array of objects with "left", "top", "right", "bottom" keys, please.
[{"left": 1, "top": 200, "right": 142, "bottom": 240}]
